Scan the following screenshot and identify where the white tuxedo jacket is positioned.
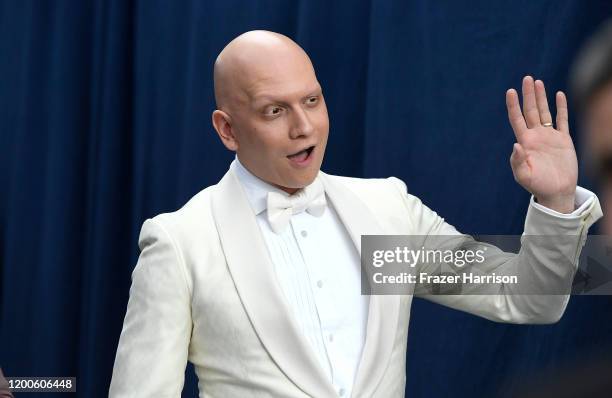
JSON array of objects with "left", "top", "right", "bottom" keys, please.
[{"left": 109, "top": 168, "right": 602, "bottom": 398}]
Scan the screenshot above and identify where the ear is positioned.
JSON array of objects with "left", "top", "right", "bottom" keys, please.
[{"left": 212, "top": 110, "right": 238, "bottom": 151}]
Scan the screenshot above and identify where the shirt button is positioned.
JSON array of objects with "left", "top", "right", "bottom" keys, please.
[
  {"left": 301, "top": 230, "right": 308, "bottom": 237},
  {"left": 328, "top": 333, "right": 334, "bottom": 342},
  {"left": 317, "top": 280, "right": 323, "bottom": 288},
  {"left": 339, "top": 388, "right": 346, "bottom": 396}
]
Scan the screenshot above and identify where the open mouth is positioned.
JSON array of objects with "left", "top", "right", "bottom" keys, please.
[{"left": 287, "top": 145, "right": 315, "bottom": 163}]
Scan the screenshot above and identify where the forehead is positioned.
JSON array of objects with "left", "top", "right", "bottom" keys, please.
[{"left": 240, "top": 54, "right": 321, "bottom": 102}]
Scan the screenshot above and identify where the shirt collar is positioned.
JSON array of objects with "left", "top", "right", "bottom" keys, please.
[
  {"left": 231, "top": 156, "right": 325, "bottom": 216},
  {"left": 232, "top": 157, "right": 289, "bottom": 215}
]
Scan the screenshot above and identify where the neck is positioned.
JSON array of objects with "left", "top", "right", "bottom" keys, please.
[
  {"left": 234, "top": 156, "right": 302, "bottom": 195},
  {"left": 274, "top": 185, "right": 300, "bottom": 195}
]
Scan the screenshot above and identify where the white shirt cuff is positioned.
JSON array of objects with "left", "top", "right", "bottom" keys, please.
[{"left": 530, "top": 186, "right": 595, "bottom": 219}]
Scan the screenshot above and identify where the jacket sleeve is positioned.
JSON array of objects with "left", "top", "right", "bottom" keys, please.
[
  {"left": 388, "top": 177, "right": 603, "bottom": 324},
  {"left": 109, "top": 218, "right": 192, "bottom": 397}
]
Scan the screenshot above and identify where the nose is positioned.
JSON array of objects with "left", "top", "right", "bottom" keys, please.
[{"left": 289, "top": 107, "right": 314, "bottom": 139}]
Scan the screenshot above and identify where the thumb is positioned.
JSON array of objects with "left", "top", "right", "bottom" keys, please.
[{"left": 510, "top": 143, "right": 531, "bottom": 184}]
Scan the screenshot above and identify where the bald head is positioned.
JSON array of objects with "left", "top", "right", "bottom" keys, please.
[
  {"left": 210, "top": 30, "right": 328, "bottom": 195},
  {"left": 213, "top": 30, "right": 315, "bottom": 110}
]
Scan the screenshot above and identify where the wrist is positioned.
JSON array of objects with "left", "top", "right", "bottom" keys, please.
[{"left": 535, "top": 192, "right": 576, "bottom": 214}]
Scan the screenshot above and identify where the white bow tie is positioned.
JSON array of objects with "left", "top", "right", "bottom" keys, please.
[{"left": 266, "top": 179, "right": 326, "bottom": 234}]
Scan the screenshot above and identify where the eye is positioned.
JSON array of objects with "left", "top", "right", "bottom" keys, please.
[
  {"left": 264, "top": 106, "right": 284, "bottom": 117},
  {"left": 306, "top": 96, "right": 319, "bottom": 106}
]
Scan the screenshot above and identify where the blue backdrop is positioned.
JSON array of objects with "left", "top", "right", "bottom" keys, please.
[{"left": 1, "top": 1, "right": 612, "bottom": 397}]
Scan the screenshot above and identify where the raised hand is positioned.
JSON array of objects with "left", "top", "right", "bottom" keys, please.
[{"left": 506, "top": 76, "right": 577, "bottom": 213}]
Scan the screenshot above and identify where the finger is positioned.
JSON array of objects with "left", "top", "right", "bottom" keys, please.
[
  {"left": 506, "top": 89, "right": 528, "bottom": 140},
  {"left": 522, "top": 76, "right": 541, "bottom": 128},
  {"left": 535, "top": 79, "right": 553, "bottom": 126},
  {"left": 510, "top": 143, "right": 525, "bottom": 167},
  {"left": 556, "top": 91, "right": 570, "bottom": 134}
]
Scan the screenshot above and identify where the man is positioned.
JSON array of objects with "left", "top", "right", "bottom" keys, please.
[
  {"left": 570, "top": 19, "right": 612, "bottom": 233},
  {"left": 109, "top": 31, "right": 601, "bottom": 397}
]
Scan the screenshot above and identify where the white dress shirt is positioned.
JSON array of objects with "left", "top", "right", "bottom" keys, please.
[
  {"left": 233, "top": 159, "right": 369, "bottom": 398},
  {"left": 531, "top": 187, "right": 594, "bottom": 218}
]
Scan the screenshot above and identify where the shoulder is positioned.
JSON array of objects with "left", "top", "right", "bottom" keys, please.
[
  {"left": 321, "top": 172, "right": 418, "bottom": 207},
  {"left": 138, "top": 184, "right": 219, "bottom": 255},
  {"left": 321, "top": 172, "right": 444, "bottom": 233}
]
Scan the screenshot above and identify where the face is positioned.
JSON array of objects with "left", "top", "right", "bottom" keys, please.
[
  {"left": 215, "top": 51, "right": 329, "bottom": 194},
  {"left": 585, "top": 81, "right": 612, "bottom": 233},
  {"left": 585, "top": 81, "right": 612, "bottom": 177}
]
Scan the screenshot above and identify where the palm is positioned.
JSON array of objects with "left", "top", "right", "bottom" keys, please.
[{"left": 506, "top": 77, "right": 577, "bottom": 210}]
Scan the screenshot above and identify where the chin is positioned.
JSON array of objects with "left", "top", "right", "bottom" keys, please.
[
  {"left": 297, "top": 172, "right": 319, "bottom": 187},
  {"left": 281, "top": 175, "right": 318, "bottom": 191}
]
